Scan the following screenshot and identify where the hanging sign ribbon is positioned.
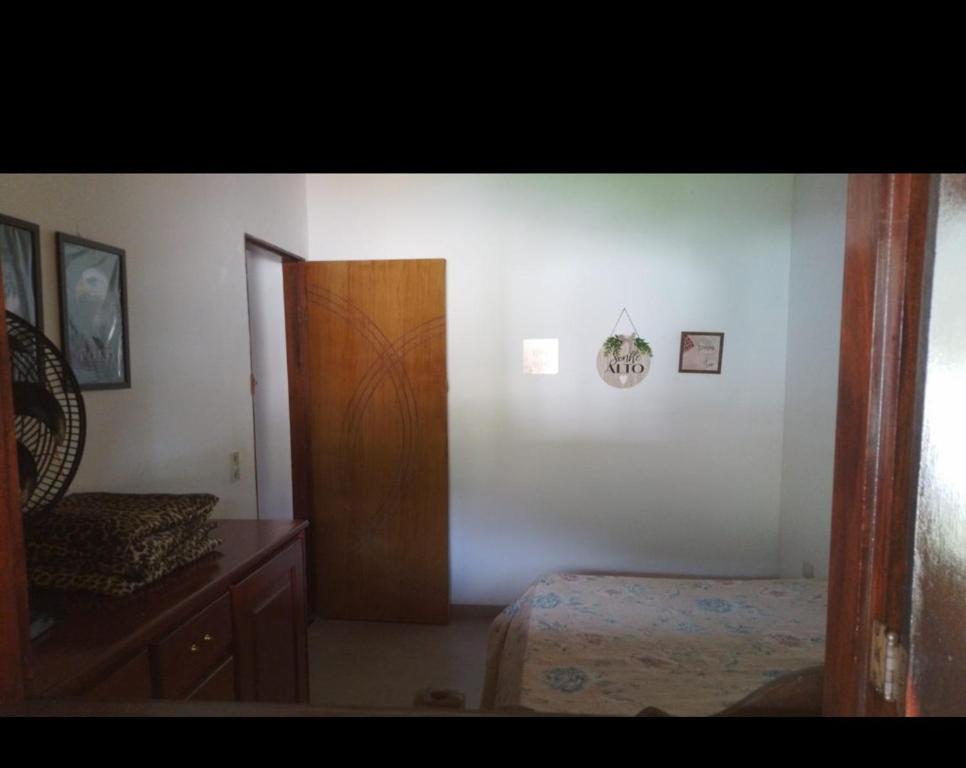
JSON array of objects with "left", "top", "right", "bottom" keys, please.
[{"left": 596, "top": 308, "right": 653, "bottom": 389}]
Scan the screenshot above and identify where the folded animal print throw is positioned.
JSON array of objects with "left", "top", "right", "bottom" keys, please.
[
  {"left": 23, "top": 493, "right": 223, "bottom": 597},
  {"left": 27, "top": 520, "right": 219, "bottom": 581},
  {"left": 27, "top": 529, "right": 221, "bottom": 597},
  {"left": 24, "top": 493, "right": 219, "bottom": 561}
]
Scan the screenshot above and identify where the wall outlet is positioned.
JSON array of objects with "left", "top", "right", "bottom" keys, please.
[
  {"left": 230, "top": 452, "right": 241, "bottom": 482},
  {"left": 802, "top": 561, "right": 815, "bottom": 579}
]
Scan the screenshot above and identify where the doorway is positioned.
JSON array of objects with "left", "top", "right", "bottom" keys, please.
[{"left": 244, "top": 235, "right": 303, "bottom": 521}]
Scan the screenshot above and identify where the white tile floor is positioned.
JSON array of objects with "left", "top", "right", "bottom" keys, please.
[{"left": 306, "top": 610, "right": 497, "bottom": 711}]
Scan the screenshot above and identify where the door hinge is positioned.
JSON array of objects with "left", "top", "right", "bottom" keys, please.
[{"left": 870, "top": 620, "right": 907, "bottom": 703}]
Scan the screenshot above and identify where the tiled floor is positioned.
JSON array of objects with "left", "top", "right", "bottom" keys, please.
[{"left": 307, "top": 608, "right": 498, "bottom": 711}]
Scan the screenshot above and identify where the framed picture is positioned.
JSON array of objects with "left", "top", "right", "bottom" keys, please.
[
  {"left": 57, "top": 233, "right": 131, "bottom": 390},
  {"left": 678, "top": 331, "right": 724, "bottom": 374},
  {"left": 0, "top": 213, "right": 43, "bottom": 328}
]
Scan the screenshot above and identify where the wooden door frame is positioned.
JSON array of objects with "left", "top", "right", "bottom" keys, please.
[
  {"left": 822, "top": 174, "right": 933, "bottom": 716},
  {"left": 243, "top": 235, "right": 314, "bottom": 613},
  {"left": 279, "top": 258, "right": 310, "bottom": 527},
  {"left": 243, "top": 233, "right": 305, "bottom": 515},
  {"left": 244, "top": 234, "right": 305, "bottom": 266}
]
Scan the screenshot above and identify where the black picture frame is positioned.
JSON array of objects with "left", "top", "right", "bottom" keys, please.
[
  {"left": 678, "top": 331, "right": 725, "bottom": 374},
  {"left": 0, "top": 213, "right": 43, "bottom": 330},
  {"left": 56, "top": 233, "right": 131, "bottom": 390}
]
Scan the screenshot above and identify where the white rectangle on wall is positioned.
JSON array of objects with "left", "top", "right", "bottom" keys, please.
[{"left": 523, "top": 338, "right": 559, "bottom": 374}]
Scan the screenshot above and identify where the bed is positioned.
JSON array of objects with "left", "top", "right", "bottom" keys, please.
[{"left": 482, "top": 573, "right": 827, "bottom": 716}]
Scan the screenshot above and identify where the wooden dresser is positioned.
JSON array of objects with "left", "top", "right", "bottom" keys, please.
[{"left": 26, "top": 519, "right": 309, "bottom": 703}]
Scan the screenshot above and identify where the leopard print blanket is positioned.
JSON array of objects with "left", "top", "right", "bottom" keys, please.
[
  {"left": 24, "top": 493, "right": 223, "bottom": 597},
  {"left": 28, "top": 532, "right": 221, "bottom": 597},
  {"left": 24, "top": 493, "right": 219, "bottom": 556},
  {"left": 28, "top": 520, "right": 219, "bottom": 579}
]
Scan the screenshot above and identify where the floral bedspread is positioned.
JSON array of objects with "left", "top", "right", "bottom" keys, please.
[{"left": 482, "top": 573, "right": 827, "bottom": 716}]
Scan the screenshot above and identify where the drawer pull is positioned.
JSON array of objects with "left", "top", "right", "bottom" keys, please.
[{"left": 154, "top": 592, "right": 232, "bottom": 699}]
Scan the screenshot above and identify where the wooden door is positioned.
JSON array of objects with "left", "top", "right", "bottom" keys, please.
[
  {"left": 905, "top": 175, "right": 966, "bottom": 715},
  {"left": 294, "top": 259, "right": 449, "bottom": 624}
]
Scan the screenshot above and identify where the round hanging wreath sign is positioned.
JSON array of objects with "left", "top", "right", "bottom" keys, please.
[{"left": 597, "top": 333, "right": 653, "bottom": 388}]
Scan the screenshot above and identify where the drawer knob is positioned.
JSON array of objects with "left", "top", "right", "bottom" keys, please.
[
  {"left": 203, "top": 633, "right": 213, "bottom": 642},
  {"left": 190, "top": 643, "right": 200, "bottom": 653}
]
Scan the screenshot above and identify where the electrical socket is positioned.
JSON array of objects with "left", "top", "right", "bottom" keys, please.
[
  {"left": 802, "top": 561, "right": 815, "bottom": 579},
  {"left": 230, "top": 452, "right": 241, "bottom": 482}
]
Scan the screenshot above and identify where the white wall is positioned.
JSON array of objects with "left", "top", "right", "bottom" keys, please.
[
  {"left": 245, "top": 244, "right": 294, "bottom": 520},
  {"left": 1, "top": 173, "right": 843, "bottom": 602},
  {"left": 778, "top": 175, "right": 847, "bottom": 578},
  {"left": 306, "top": 174, "right": 795, "bottom": 605},
  {"left": 0, "top": 174, "right": 307, "bottom": 520}
]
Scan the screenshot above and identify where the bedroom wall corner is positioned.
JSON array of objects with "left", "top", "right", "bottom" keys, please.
[
  {"left": 0, "top": 173, "right": 309, "bottom": 521},
  {"left": 306, "top": 174, "right": 795, "bottom": 605},
  {"left": 778, "top": 174, "right": 848, "bottom": 579}
]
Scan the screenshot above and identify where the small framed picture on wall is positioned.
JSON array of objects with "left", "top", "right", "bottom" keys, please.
[
  {"left": 0, "top": 213, "right": 43, "bottom": 329},
  {"left": 679, "top": 331, "right": 724, "bottom": 374},
  {"left": 57, "top": 233, "right": 131, "bottom": 390}
]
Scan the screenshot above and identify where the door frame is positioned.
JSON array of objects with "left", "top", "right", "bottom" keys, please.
[
  {"left": 822, "top": 174, "right": 933, "bottom": 716},
  {"left": 243, "top": 234, "right": 305, "bottom": 521},
  {"left": 244, "top": 234, "right": 305, "bottom": 265},
  {"left": 243, "top": 234, "right": 314, "bottom": 615}
]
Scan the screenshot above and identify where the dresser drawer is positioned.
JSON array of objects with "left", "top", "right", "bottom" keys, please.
[
  {"left": 83, "top": 649, "right": 153, "bottom": 701},
  {"left": 153, "top": 592, "right": 233, "bottom": 698},
  {"left": 187, "top": 655, "right": 236, "bottom": 701}
]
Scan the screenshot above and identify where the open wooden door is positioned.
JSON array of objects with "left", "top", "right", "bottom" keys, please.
[
  {"left": 284, "top": 259, "right": 449, "bottom": 625},
  {"left": 904, "top": 175, "right": 966, "bottom": 715}
]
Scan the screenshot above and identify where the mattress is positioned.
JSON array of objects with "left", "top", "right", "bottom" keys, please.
[{"left": 482, "top": 573, "right": 827, "bottom": 716}]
